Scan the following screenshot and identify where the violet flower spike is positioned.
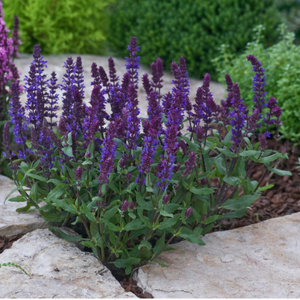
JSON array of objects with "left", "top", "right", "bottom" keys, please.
[
  {"left": 12, "top": 15, "right": 21, "bottom": 59},
  {"left": 125, "top": 37, "right": 140, "bottom": 88}
]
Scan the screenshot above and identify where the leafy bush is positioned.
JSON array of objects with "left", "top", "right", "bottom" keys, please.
[
  {"left": 3, "top": 38, "right": 290, "bottom": 275},
  {"left": 108, "top": 0, "right": 281, "bottom": 79},
  {"left": 277, "top": 0, "right": 300, "bottom": 44},
  {"left": 2, "top": 0, "right": 113, "bottom": 55},
  {"left": 213, "top": 24, "right": 300, "bottom": 143}
]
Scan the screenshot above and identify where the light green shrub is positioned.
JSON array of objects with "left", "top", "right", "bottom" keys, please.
[
  {"left": 2, "top": 0, "right": 114, "bottom": 55},
  {"left": 213, "top": 24, "right": 300, "bottom": 143}
]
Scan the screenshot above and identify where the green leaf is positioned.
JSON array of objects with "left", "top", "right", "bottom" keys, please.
[
  {"left": 108, "top": 182, "right": 120, "bottom": 194},
  {"left": 136, "top": 192, "right": 153, "bottom": 211},
  {"left": 190, "top": 186, "right": 214, "bottom": 195},
  {"left": 159, "top": 215, "right": 179, "bottom": 230},
  {"left": 138, "top": 240, "right": 152, "bottom": 250},
  {"left": 159, "top": 210, "right": 173, "bottom": 218},
  {"left": 39, "top": 211, "right": 66, "bottom": 222},
  {"left": 152, "top": 259, "right": 168, "bottom": 267},
  {"left": 202, "top": 215, "right": 221, "bottom": 225},
  {"left": 4, "top": 187, "right": 18, "bottom": 203},
  {"left": 223, "top": 176, "right": 240, "bottom": 187},
  {"left": 16, "top": 203, "right": 32, "bottom": 212},
  {"left": 103, "top": 220, "right": 119, "bottom": 231},
  {"left": 124, "top": 219, "right": 145, "bottom": 231},
  {"left": 46, "top": 183, "right": 67, "bottom": 203},
  {"left": 257, "top": 184, "right": 274, "bottom": 192},
  {"left": 49, "top": 226, "right": 82, "bottom": 242},
  {"left": 8, "top": 196, "right": 26, "bottom": 202},
  {"left": 153, "top": 233, "right": 166, "bottom": 256},
  {"left": 113, "top": 257, "right": 141, "bottom": 268},
  {"left": 269, "top": 168, "right": 292, "bottom": 176},
  {"left": 239, "top": 150, "right": 260, "bottom": 158},
  {"left": 214, "top": 156, "right": 226, "bottom": 175},
  {"left": 178, "top": 233, "right": 205, "bottom": 245},
  {"left": 61, "top": 146, "right": 74, "bottom": 157},
  {"left": 104, "top": 206, "right": 118, "bottom": 220},
  {"left": 221, "top": 208, "right": 248, "bottom": 219},
  {"left": 220, "top": 194, "right": 260, "bottom": 211},
  {"left": 223, "top": 131, "right": 233, "bottom": 145},
  {"left": 81, "top": 201, "right": 96, "bottom": 222},
  {"left": 259, "top": 153, "right": 281, "bottom": 164},
  {"left": 25, "top": 172, "right": 46, "bottom": 182},
  {"left": 216, "top": 147, "right": 237, "bottom": 157},
  {"left": 137, "top": 208, "right": 152, "bottom": 228}
]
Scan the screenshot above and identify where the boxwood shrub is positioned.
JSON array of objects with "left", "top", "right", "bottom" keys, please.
[
  {"left": 2, "top": 0, "right": 114, "bottom": 55},
  {"left": 108, "top": 0, "right": 281, "bottom": 79}
]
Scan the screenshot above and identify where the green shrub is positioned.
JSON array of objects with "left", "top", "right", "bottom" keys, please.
[
  {"left": 108, "top": 0, "right": 281, "bottom": 79},
  {"left": 213, "top": 24, "right": 300, "bottom": 142},
  {"left": 2, "top": 0, "right": 114, "bottom": 55}
]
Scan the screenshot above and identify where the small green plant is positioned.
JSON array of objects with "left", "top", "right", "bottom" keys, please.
[
  {"left": 108, "top": 0, "right": 281, "bottom": 79},
  {"left": 0, "top": 262, "right": 29, "bottom": 276},
  {"left": 3, "top": 38, "right": 290, "bottom": 275},
  {"left": 213, "top": 24, "right": 300, "bottom": 143},
  {"left": 2, "top": 0, "right": 114, "bottom": 55}
]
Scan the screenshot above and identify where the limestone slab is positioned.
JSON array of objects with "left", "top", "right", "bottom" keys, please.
[
  {"left": 135, "top": 213, "right": 300, "bottom": 298},
  {"left": 0, "top": 175, "right": 47, "bottom": 237},
  {"left": 0, "top": 228, "right": 136, "bottom": 298}
]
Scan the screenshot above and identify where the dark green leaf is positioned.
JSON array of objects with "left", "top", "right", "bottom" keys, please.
[
  {"left": 221, "top": 208, "right": 248, "bottom": 219},
  {"left": 49, "top": 226, "right": 82, "bottom": 242},
  {"left": 113, "top": 257, "right": 141, "bottom": 268},
  {"left": 269, "top": 168, "right": 292, "bottom": 176},
  {"left": 138, "top": 240, "right": 152, "bottom": 250},
  {"left": 136, "top": 192, "right": 153, "bottom": 211},
  {"left": 190, "top": 186, "right": 214, "bottom": 195},
  {"left": 137, "top": 208, "right": 152, "bottom": 228},
  {"left": 223, "top": 176, "right": 240, "bottom": 187},
  {"left": 202, "top": 215, "right": 221, "bottom": 224},
  {"left": 124, "top": 219, "right": 145, "bottom": 231},
  {"left": 216, "top": 147, "right": 236, "bottom": 158},
  {"left": 8, "top": 196, "right": 26, "bottom": 202},
  {"left": 239, "top": 150, "right": 260, "bottom": 158},
  {"left": 220, "top": 194, "right": 260, "bottom": 211},
  {"left": 16, "top": 203, "right": 32, "bottom": 212},
  {"left": 257, "top": 184, "right": 274, "bottom": 192},
  {"left": 153, "top": 233, "right": 165, "bottom": 256},
  {"left": 259, "top": 153, "right": 281, "bottom": 164},
  {"left": 39, "top": 211, "right": 66, "bottom": 222},
  {"left": 61, "top": 146, "right": 74, "bottom": 157},
  {"left": 178, "top": 233, "right": 205, "bottom": 245},
  {"left": 46, "top": 183, "right": 67, "bottom": 203},
  {"left": 159, "top": 215, "right": 179, "bottom": 230}
]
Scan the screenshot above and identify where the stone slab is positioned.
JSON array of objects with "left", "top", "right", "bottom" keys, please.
[
  {"left": 0, "top": 175, "right": 47, "bottom": 237},
  {"left": 14, "top": 54, "right": 225, "bottom": 120},
  {"left": 135, "top": 213, "right": 300, "bottom": 298},
  {"left": 0, "top": 228, "right": 136, "bottom": 298}
]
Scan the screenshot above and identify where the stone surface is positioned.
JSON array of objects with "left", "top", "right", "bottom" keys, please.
[
  {"left": 0, "top": 229, "right": 136, "bottom": 298},
  {"left": 14, "top": 54, "right": 225, "bottom": 119},
  {"left": 135, "top": 213, "right": 300, "bottom": 298},
  {"left": 0, "top": 175, "right": 47, "bottom": 237}
]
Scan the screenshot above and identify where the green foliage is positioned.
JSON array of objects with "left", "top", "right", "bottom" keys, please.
[
  {"left": 108, "top": 0, "right": 280, "bottom": 79},
  {"left": 0, "top": 262, "right": 29, "bottom": 276},
  {"left": 213, "top": 24, "right": 300, "bottom": 142},
  {"left": 277, "top": 0, "right": 300, "bottom": 44},
  {"left": 2, "top": 0, "right": 114, "bottom": 54}
]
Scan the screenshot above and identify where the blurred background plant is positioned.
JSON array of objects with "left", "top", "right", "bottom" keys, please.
[
  {"left": 2, "top": 0, "right": 114, "bottom": 55},
  {"left": 108, "top": 0, "right": 281, "bottom": 80},
  {"left": 213, "top": 24, "right": 300, "bottom": 143}
]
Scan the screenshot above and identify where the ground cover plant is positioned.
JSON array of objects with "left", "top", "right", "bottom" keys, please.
[
  {"left": 109, "top": 0, "right": 281, "bottom": 79},
  {"left": 2, "top": 37, "right": 290, "bottom": 275},
  {"left": 213, "top": 24, "right": 300, "bottom": 143},
  {"left": 2, "top": 0, "right": 113, "bottom": 55},
  {"left": 0, "top": 1, "right": 21, "bottom": 177}
]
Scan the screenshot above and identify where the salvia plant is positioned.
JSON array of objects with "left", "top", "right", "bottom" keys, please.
[
  {"left": 0, "top": 1, "right": 21, "bottom": 175},
  {"left": 2, "top": 37, "right": 290, "bottom": 275}
]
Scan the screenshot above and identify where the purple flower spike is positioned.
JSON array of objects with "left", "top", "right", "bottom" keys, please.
[
  {"left": 74, "top": 166, "right": 83, "bottom": 180},
  {"left": 121, "top": 200, "right": 129, "bottom": 212},
  {"left": 247, "top": 55, "right": 267, "bottom": 113},
  {"left": 2, "top": 122, "right": 11, "bottom": 158},
  {"left": 12, "top": 15, "right": 21, "bottom": 59},
  {"left": 259, "top": 133, "right": 267, "bottom": 150},
  {"left": 185, "top": 207, "right": 193, "bottom": 219},
  {"left": 47, "top": 72, "right": 59, "bottom": 129},
  {"left": 129, "top": 202, "right": 135, "bottom": 210},
  {"left": 91, "top": 62, "right": 101, "bottom": 85},
  {"left": 183, "top": 151, "right": 197, "bottom": 176},
  {"left": 108, "top": 57, "right": 119, "bottom": 85},
  {"left": 126, "top": 37, "right": 140, "bottom": 88},
  {"left": 74, "top": 57, "right": 85, "bottom": 98},
  {"left": 142, "top": 73, "right": 152, "bottom": 95}
]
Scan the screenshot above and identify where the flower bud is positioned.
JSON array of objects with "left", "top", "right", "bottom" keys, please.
[
  {"left": 125, "top": 172, "right": 132, "bottom": 182},
  {"left": 196, "top": 125, "right": 205, "bottom": 141},
  {"left": 259, "top": 133, "right": 267, "bottom": 150},
  {"left": 129, "top": 202, "right": 135, "bottom": 210},
  {"left": 121, "top": 200, "right": 129, "bottom": 212},
  {"left": 185, "top": 206, "right": 193, "bottom": 218},
  {"left": 201, "top": 178, "right": 208, "bottom": 185},
  {"left": 173, "top": 162, "right": 181, "bottom": 173},
  {"left": 74, "top": 166, "right": 83, "bottom": 180},
  {"left": 162, "top": 194, "right": 170, "bottom": 205},
  {"left": 85, "top": 151, "right": 91, "bottom": 158},
  {"left": 179, "top": 140, "right": 188, "bottom": 154},
  {"left": 119, "top": 157, "right": 126, "bottom": 169}
]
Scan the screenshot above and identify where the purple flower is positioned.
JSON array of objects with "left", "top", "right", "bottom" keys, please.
[
  {"left": 121, "top": 200, "right": 129, "bottom": 212},
  {"left": 9, "top": 81, "right": 27, "bottom": 147},
  {"left": 151, "top": 57, "right": 164, "bottom": 102},
  {"left": 74, "top": 166, "right": 83, "bottom": 181},
  {"left": 91, "top": 62, "right": 101, "bottom": 85},
  {"left": 12, "top": 15, "right": 21, "bottom": 59},
  {"left": 247, "top": 55, "right": 267, "bottom": 113},
  {"left": 126, "top": 37, "right": 140, "bottom": 88},
  {"left": 74, "top": 57, "right": 85, "bottom": 98},
  {"left": 46, "top": 72, "right": 59, "bottom": 129},
  {"left": 185, "top": 207, "right": 193, "bottom": 219},
  {"left": 108, "top": 57, "right": 119, "bottom": 85},
  {"left": 259, "top": 133, "right": 267, "bottom": 150},
  {"left": 162, "top": 194, "right": 170, "bottom": 205},
  {"left": 129, "top": 202, "right": 135, "bottom": 210},
  {"left": 98, "top": 123, "right": 117, "bottom": 184},
  {"left": 183, "top": 151, "right": 197, "bottom": 176},
  {"left": 142, "top": 73, "right": 152, "bottom": 95},
  {"left": 126, "top": 84, "right": 140, "bottom": 151},
  {"left": 2, "top": 121, "right": 11, "bottom": 159}
]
